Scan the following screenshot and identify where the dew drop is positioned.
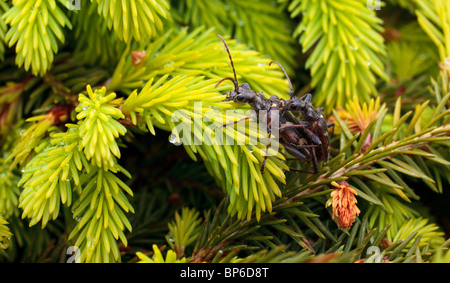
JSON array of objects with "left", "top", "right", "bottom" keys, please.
[
  {"left": 87, "top": 237, "right": 95, "bottom": 249},
  {"left": 164, "top": 61, "right": 174, "bottom": 69},
  {"left": 169, "top": 133, "right": 182, "bottom": 146},
  {"left": 257, "top": 63, "right": 266, "bottom": 71}
]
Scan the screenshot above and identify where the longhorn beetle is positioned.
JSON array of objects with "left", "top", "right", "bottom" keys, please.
[
  {"left": 216, "top": 35, "right": 319, "bottom": 174},
  {"left": 270, "top": 61, "right": 335, "bottom": 172}
]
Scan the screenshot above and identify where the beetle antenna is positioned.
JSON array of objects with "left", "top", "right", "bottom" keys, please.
[
  {"left": 218, "top": 35, "right": 239, "bottom": 92},
  {"left": 269, "top": 60, "right": 293, "bottom": 99},
  {"left": 215, "top": 77, "right": 236, "bottom": 89}
]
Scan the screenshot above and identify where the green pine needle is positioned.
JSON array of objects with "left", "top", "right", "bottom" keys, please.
[
  {"left": 76, "top": 85, "right": 127, "bottom": 171},
  {"left": 90, "top": 0, "right": 170, "bottom": 43},
  {"left": 3, "top": 0, "right": 72, "bottom": 76},
  {"left": 282, "top": 0, "right": 388, "bottom": 109}
]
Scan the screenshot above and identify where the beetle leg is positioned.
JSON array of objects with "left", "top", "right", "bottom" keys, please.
[
  {"left": 220, "top": 116, "right": 252, "bottom": 128},
  {"left": 327, "top": 122, "right": 335, "bottom": 137},
  {"left": 261, "top": 106, "right": 278, "bottom": 174},
  {"left": 310, "top": 146, "right": 319, "bottom": 174},
  {"left": 300, "top": 93, "right": 312, "bottom": 103},
  {"left": 282, "top": 142, "right": 308, "bottom": 160},
  {"left": 305, "top": 128, "right": 322, "bottom": 145},
  {"left": 260, "top": 127, "right": 272, "bottom": 174},
  {"left": 291, "top": 144, "right": 319, "bottom": 148},
  {"left": 280, "top": 121, "right": 309, "bottom": 132},
  {"left": 283, "top": 143, "right": 315, "bottom": 174},
  {"left": 290, "top": 143, "right": 318, "bottom": 159}
]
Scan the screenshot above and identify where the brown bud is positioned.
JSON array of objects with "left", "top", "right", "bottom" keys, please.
[{"left": 327, "top": 181, "right": 361, "bottom": 229}]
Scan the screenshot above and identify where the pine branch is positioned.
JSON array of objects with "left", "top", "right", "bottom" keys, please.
[
  {"left": 166, "top": 207, "right": 202, "bottom": 257},
  {"left": 68, "top": 165, "right": 134, "bottom": 263},
  {"left": 277, "top": 92, "right": 450, "bottom": 231},
  {"left": 416, "top": 0, "right": 450, "bottom": 65},
  {"left": 71, "top": 0, "right": 126, "bottom": 67},
  {"left": 392, "top": 217, "right": 444, "bottom": 251},
  {"left": 90, "top": 0, "right": 170, "bottom": 43},
  {"left": 0, "top": 1, "right": 9, "bottom": 61},
  {"left": 136, "top": 244, "right": 187, "bottom": 263},
  {"left": 122, "top": 74, "right": 287, "bottom": 221},
  {"left": 11, "top": 83, "right": 135, "bottom": 262},
  {"left": 6, "top": 107, "right": 66, "bottom": 170},
  {"left": 281, "top": 0, "right": 388, "bottom": 109},
  {"left": 3, "top": 0, "right": 72, "bottom": 76},
  {"left": 17, "top": 124, "right": 85, "bottom": 228},
  {"left": 0, "top": 216, "right": 12, "bottom": 253},
  {"left": 173, "top": 0, "right": 299, "bottom": 75},
  {"left": 1, "top": 0, "right": 449, "bottom": 264},
  {"left": 432, "top": 239, "right": 450, "bottom": 262},
  {"left": 108, "top": 27, "right": 290, "bottom": 98},
  {"left": 0, "top": 157, "right": 20, "bottom": 218},
  {"left": 291, "top": 120, "right": 450, "bottom": 199},
  {"left": 75, "top": 85, "right": 126, "bottom": 171}
]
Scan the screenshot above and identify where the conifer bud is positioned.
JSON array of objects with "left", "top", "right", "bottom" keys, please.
[
  {"left": 131, "top": 51, "right": 147, "bottom": 66},
  {"left": 326, "top": 181, "right": 361, "bottom": 229}
]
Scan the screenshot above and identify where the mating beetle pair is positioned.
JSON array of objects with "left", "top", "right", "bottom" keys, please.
[{"left": 216, "top": 35, "right": 334, "bottom": 174}]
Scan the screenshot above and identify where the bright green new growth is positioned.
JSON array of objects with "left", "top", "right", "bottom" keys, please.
[
  {"left": 122, "top": 74, "right": 287, "bottom": 221},
  {"left": 0, "top": 216, "right": 12, "bottom": 253},
  {"left": 76, "top": 85, "right": 127, "bottom": 171},
  {"left": 71, "top": 0, "right": 126, "bottom": 67},
  {"left": 175, "top": 0, "right": 298, "bottom": 75},
  {"left": 68, "top": 86, "right": 133, "bottom": 263},
  {"left": 0, "top": 158, "right": 20, "bottom": 218},
  {"left": 90, "top": 0, "right": 170, "bottom": 43},
  {"left": 10, "top": 84, "right": 134, "bottom": 262},
  {"left": 3, "top": 0, "right": 72, "bottom": 76},
  {"left": 18, "top": 125, "right": 85, "bottom": 228},
  {"left": 416, "top": 0, "right": 450, "bottom": 61},
  {"left": 0, "top": 1, "right": 9, "bottom": 61},
  {"left": 137, "top": 244, "right": 187, "bottom": 263},
  {"left": 68, "top": 165, "right": 134, "bottom": 263},
  {"left": 166, "top": 207, "right": 202, "bottom": 255},
  {"left": 108, "top": 27, "right": 290, "bottom": 97},
  {"left": 283, "top": 0, "right": 388, "bottom": 109}
]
